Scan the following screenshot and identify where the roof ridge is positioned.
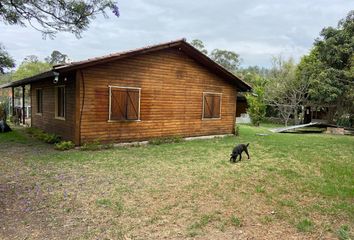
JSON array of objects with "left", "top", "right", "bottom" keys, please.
[
  {"left": 2, "top": 38, "right": 251, "bottom": 92},
  {"left": 54, "top": 38, "right": 186, "bottom": 70}
]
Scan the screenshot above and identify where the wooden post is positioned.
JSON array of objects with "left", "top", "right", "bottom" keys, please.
[
  {"left": 22, "top": 85, "right": 25, "bottom": 124},
  {"left": 11, "top": 87, "right": 15, "bottom": 116},
  {"left": 74, "top": 71, "right": 82, "bottom": 146}
]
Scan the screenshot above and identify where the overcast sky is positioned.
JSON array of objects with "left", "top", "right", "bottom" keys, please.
[{"left": 1, "top": 0, "right": 353, "bottom": 68}]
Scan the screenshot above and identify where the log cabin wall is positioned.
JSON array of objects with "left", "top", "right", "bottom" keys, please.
[
  {"left": 30, "top": 74, "right": 76, "bottom": 141},
  {"left": 78, "top": 48, "right": 238, "bottom": 143}
]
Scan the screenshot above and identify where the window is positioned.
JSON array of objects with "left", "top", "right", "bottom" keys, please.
[
  {"left": 109, "top": 86, "right": 141, "bottom": 121},
  {"left": 55, "top": 86, "right": 65, "bottom": 119},
  {"left": 203, "top": 92, "right": 222, "bottom": 119},
  {"left": 36, "top": 89, "right": 43, "bottom": 114}
]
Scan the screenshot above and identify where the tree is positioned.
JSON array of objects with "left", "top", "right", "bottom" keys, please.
[
  {"left": 237, "top": 66, "right": 270, "bottom": 83},
  {"left": 210, "top": 49, "right": 241, "bottom": 72},
  {"left": 12, "top": 56, "right": 51, "bottom": 81},
  {"left": 266, "top": 56, "right": 309, "bottom": 126},
  {"left": 314, "top": 11, "right": 354, "bottom": 120},
  {"left": 190, "top": 39, "right": 208, "bottom": 55},
  {"left": 23, "top": 55, "right": 40, "bottom": 63},
  {"left": 45, "top": 50, "right": 69, "bottom": 65},
  {"left": 245, "top": 75, "right": 267, "bottom": 126},
  {"left": 0, "top": 0, "right": 119, "bottom": 83},
  {"left": 0, "top": 45, "right": 15, "bottom": 107},
  {"left": 0, "top": 72, "right": 13, "bottom": 85},
  {"left": 8, "top": 56, "right": 51, "bottom": 109},
  {"left": 0, "top": 0, "right": 120, "bottom": 38},
  {"left": 297, "top": 10, "right": 354, "bottom": 123},
  {"left": 189, "top": 39, "right": 241, "bottom": 72},
  {"left": 0, "top": 44, "right": 15, "bottom": 73}
]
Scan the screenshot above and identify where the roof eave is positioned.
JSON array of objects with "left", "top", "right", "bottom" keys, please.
[
  {"left": 179, "top": 43, "right": 252, "bottom": 92},
  {"left": 0, "top": 70, "right": 55, "bottom": 89}
]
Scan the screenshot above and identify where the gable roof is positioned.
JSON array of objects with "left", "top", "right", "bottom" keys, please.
[{"left": 1, "top": 39, "right": 252, "bottom": 91}]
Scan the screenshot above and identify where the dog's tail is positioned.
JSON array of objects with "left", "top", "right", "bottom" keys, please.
[{"left": 246, "top": 143, "right": 249, "bottom": 147}]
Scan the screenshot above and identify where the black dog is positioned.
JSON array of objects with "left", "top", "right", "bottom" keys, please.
[
  {"left": 230, "top": 143, "right": 250, "bottom": 163},
  {"left": 0, "top": 120, "right": 11, "bottom": 133}
]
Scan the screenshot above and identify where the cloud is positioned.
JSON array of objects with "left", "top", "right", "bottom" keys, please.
[{"left": 0, "top": 0, "right": 352, "bottom": 67}]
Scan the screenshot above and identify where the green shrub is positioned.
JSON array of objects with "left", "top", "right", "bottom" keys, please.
[
  {"left": 42, "top": 133, "right": 61, "bottom": 144},
  {"left": 246, "top": 89, "right": 266, "bottom": 127},
  {"left": 244, "top": 75, "right": 267, "bottom": 127},
  {"left": 37, "top": 133, "right": 47, "bottom": 141},
  {"left": 55, "top": 141, "right": 75, "bottom": 151},
  {"left": 149, "top": 136, "right": 183, "bottom": 145},
  {"left": 25, "top": 127, "right": 61, "bottom": 144},
  {"left": 337, "top": 116, "right": 352, "bottom": 128},
  {"left": 235, "top": 125, "right": 240, "bottom": 136}
]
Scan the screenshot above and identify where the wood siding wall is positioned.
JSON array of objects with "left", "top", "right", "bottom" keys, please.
[
  {"left": 78, "top": 48, "right": 237, "bottom": 143},
  {"left": 31, "top": 75, "right": 76, "bottom": 141}
]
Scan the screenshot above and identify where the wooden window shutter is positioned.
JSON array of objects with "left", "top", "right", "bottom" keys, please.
[
  {"left": 204, "top": 94, "right": 213, "bottom": 118},
  {"left": 126, "top": 89, "right": 139, "bottom": 120},
  {"left": 111, "top": 89, "right": 127, "bottom": 120},
  {"left": 110, "top": 87, "right": 140, "bottom": 121},
  {"left": 203, "top": 93, "right": 221, "bottom": 119},
  {"left": 212, "top": 95, "right": 221, "bottom": 118}
]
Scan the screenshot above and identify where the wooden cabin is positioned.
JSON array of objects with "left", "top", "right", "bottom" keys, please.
[
  {"left": 303, "top": 105, "right": 337, "bottom": 124},
  {"left": 0, "top": 39, "right": 251, "bottom": 145}
]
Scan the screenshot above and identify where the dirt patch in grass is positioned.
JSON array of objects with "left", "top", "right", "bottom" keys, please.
[{"left": 0, "top": 125, "right": 353, "bottom": 239}]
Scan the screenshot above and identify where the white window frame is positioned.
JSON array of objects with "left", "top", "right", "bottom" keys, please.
[
  {"left": 55, "top": 85, "right": 66, "bottom": 120},
  {"left": 108, "top": 85, "right": 141, "bottom": 122},
  {"left": 202, "top": 92, "right": 222, "bottom": 120},
  {"left": 35, "top": 88, "right": 43, "bottom": 116}
]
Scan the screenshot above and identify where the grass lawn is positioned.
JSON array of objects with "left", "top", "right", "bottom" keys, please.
[{"left": 0, "top": 125, "right": 353, "bottom": 239}]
